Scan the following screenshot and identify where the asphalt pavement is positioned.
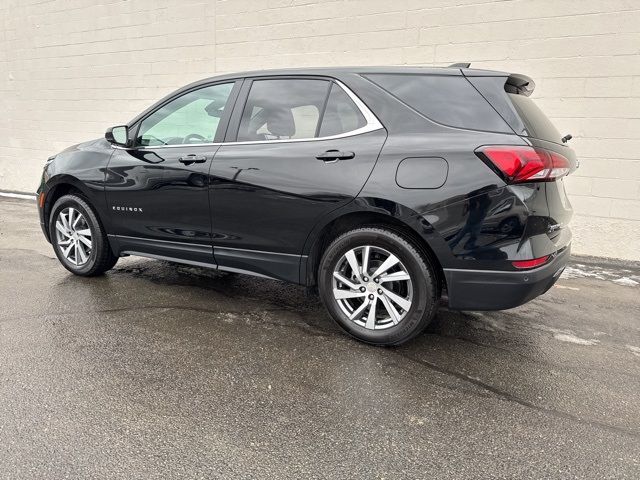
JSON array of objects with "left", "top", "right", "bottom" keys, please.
[{"left": 0, "top": 196, "right": 639, "bottom": 479}]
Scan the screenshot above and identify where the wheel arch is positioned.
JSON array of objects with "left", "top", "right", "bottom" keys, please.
[
  {"left": 42, "top": 176, "right": 102, "bottom": 241},
  {"left": 302, "top": 205, "right": 446, "bottom": 293}
]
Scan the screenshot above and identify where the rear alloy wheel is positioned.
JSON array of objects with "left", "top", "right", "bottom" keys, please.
[
  {"left": 49, "top": 194, "right": 118, "bottom": 276},
  {"left": 332, "top": 245, "right": 413, "bottom": 330},
  {"left": 319, "top": 227, "right": 438, "bottom": 346}
]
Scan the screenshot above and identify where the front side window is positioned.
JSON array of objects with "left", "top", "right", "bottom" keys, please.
[
  {"left": 237, "top": 79, "right": 330, "bottom": 142},
  {"left": 137, "top": 82, "right": 234, "bottom": 146}
]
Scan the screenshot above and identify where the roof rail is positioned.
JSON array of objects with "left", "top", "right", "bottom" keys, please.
[{"left": 448, "top": 62, "right": 471, "bottom": 68}]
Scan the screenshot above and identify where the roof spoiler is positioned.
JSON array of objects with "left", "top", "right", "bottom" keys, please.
[
  {"left": 505, "top": 73, "right": 535, "bottom": 96},
  {"left": 448, "top": 62, "right": 471, "bottom": 68}
]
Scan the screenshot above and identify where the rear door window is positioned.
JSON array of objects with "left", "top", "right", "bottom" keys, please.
[
  {"left": 237, "top": 79, "right": 330, "bottom": 141},
  {"left": 365, "top": 74, "right": 512, "bottom": 133},
  {"left": 318, "top": 83, "right": 367, "bottom": 137}
]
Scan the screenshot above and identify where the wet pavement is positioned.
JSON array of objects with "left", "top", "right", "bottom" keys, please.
[{"left": 0, "top": 196, "right": 639, "bottom": 479}]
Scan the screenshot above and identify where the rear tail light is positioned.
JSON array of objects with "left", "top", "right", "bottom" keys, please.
[
  {"left": 476, "top": 146, "right": 571, "bottom": 183},
  {"left": 512, "top": 256, "right": 549, "bottom": 269}
]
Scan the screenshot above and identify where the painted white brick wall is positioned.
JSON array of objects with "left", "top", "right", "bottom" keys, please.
[{"left": 1, "top": 0, "right": 639, "bottom": 260}]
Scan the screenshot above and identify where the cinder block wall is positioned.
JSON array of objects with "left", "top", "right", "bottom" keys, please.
[{"left": 1, "top": 0, "right": 639, "bottom": 260}]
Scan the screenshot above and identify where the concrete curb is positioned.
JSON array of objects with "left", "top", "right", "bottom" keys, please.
[{"left": 0, "top": 190, "right": 36, "bottom": 200}]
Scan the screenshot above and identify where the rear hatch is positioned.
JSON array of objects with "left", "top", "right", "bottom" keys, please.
[{"left": 467, "top": 72, "right": 576, "bottom": 251}]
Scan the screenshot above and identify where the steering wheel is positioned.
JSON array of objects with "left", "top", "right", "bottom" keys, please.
[{"left": 184, "top": 133, "right": 207, "bottom": 144}]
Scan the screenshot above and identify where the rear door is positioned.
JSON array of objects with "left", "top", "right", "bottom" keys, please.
[{"left": 209, "top": 76, "right": 387, "bottom": 282}]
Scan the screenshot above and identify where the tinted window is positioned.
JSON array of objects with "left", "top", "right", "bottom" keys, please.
[
  {"left": 137, "top": 83, "right": 234, "bottom": 146},
  {"left": 508, "top": 93, "right": 562, "bottom": 143},
  {"left": 237, "top": 79, "right": 330, "bottom": 141},
  {"left": 365, "top": 74, "right": 511, "bottom": 133},
  {"left": 467, "top": 76, "right": 527, "bottom": 135},
  {"left": 319, "top": 83, "right": 367, "bottom": 137}
]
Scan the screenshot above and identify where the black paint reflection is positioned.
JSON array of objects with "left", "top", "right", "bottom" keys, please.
[{"left": 448, "top": 186, "right": 494, "bottom": 251}]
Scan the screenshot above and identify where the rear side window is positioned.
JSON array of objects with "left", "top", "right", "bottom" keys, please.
[
  {"left": 237, "top": 79, "right": 329, "bottom": 141},
  {"left": 237, "top": 79, "right": 369, "bottom": 142},
  {"left": 365, "top": 74, "right": 511, "bottom": 133},
  {"left": 319, "top": 83, "right": 367, "bottom": 137}
]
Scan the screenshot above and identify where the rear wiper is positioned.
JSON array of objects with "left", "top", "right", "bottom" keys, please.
[{"left": 562, "top": 134, "right": 572, "bottom": 143}]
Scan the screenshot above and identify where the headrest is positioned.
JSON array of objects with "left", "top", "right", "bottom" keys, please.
[{"left": 266, "top": 108, "right": 295, "bottom": 137}]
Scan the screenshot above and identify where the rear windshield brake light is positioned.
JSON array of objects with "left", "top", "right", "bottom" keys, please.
[{"left": 475, "top": 146, "right": 572, "bottom": 184}]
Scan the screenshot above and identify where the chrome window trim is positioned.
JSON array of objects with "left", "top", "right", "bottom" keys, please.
[{"left": 112, "top": 80, "right": 384, "bottom": 150}]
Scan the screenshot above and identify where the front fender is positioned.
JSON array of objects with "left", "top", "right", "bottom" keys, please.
[{"left": 39, "top": 138, "right": 115, "bottom": 240}]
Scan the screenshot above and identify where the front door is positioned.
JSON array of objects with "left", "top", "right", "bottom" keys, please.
[
  {"left": 209, "top": 77, "right": 387, "bottom": 281},
  {"left": 105, "top": 81, "right": 239, "bottom": 265}
]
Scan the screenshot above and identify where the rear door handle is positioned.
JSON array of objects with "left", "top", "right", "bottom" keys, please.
[
  {"left": 179, "top": 154, "right": 207, "bottom": 165},
  {"left": 316, "top": 150, "right": 355, "bottom": 162}
]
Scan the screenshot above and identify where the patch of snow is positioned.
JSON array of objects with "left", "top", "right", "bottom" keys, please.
[
  {"left": 593, "top": 331, "right": 611, "bottom": 337},
  {"left": 553, "top": 333, "right": 599, "bottom": 346},
  {"left": 561, "top": 266, "right": 606, "bottom": 280},
  {"left": 530, "top": 324, "right": 571, "bottom": 336},
  {"left": 221, "top": 312, "right": 237, "bottom": 323},
  {"left": 626, "top": 345, "right": 640, "bottom": 357},
  {"left": 561, "top": 265, "right": 638, "bottom": 287}
]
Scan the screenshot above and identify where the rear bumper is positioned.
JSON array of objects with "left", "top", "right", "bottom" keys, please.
[{"left": 444, "top": 245, "right": 570, "bottom": 310}]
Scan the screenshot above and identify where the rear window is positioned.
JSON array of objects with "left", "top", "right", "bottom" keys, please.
[
  {"left": 508, "top": 93, "right": 562, "bottom": 144},
  {"left": 468, "top": 75, "right": 564, "bottom": 144},
  {"left": 365, "top": 74, "right": 511, "bottom": 133}
]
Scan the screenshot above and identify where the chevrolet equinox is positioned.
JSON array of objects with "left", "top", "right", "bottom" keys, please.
[{"left": 37, "top": 66, "right": 576, "bottom": 345}]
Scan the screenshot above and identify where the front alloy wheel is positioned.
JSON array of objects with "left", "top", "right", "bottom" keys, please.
[
  {"left": 49, "top": 194, "right": 118, "bottom": 276},
  {"left": 55, "top": 207, "right": 93, "bottom": 266}
]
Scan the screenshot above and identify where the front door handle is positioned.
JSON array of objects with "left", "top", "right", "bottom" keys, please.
[
  {"left": 316, "top": 150, "right": 355, "bottom": 162},
  {"left": 179, "top": 154, "right": 207, "bottom": 165}
]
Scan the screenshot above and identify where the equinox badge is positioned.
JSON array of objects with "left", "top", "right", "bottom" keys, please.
[{"left": 112, "top": 206, "right": 143, "bottom": 213}]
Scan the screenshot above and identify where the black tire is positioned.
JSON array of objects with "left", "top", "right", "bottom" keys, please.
[
  {"left": 318, "top": 227, "right": 439, "bottom": 346},
  {"left": 49, "top": 194, "right": 118, "bottom": 276}
]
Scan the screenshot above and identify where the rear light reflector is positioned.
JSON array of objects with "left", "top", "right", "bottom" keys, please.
[
  {"left": 512, "top": 256, "right": 549, "bottom": 269},
  {"left": 476, "top": 146, "right": 571, "bottom": 183}
]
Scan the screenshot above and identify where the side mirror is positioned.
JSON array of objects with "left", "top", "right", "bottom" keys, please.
[{"left": 105, "top": 125, "right": 129, "bottom": 147}]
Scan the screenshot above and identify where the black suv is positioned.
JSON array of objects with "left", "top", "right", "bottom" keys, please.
[{"left": 37, "top": 66, "right": 576, "bottom": 345}]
